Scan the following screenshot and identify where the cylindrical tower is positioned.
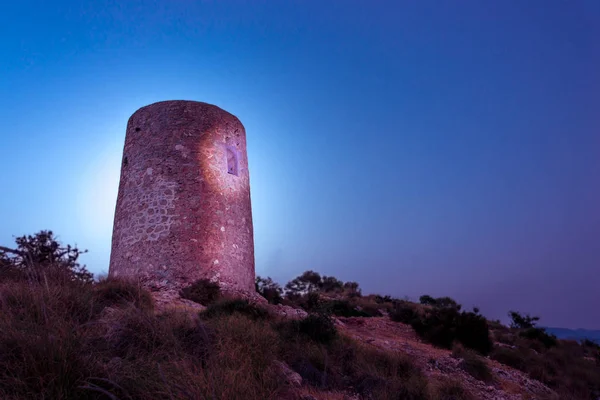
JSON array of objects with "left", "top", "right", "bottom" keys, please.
[{"left": 109, "top": 101, "right": 254, "bottom": 293}]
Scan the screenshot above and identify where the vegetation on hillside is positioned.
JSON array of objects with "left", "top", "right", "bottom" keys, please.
[{"left": 1, "top": 231, "right": 599, "bottom": 399}]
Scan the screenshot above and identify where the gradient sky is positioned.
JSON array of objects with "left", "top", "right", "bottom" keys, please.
[{"left": 1, "top": 1, "right": 599, "bottom": 328}]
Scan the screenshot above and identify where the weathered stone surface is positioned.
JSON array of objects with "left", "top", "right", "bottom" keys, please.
[
  {"left": 273, "top": 360, "right": 303, "bottom": 387},
  {"left": 264, "top": 303, "right": 309, "bottom": 320},
  {"left": 109, "top": 101, "right": 255, "bottom": 293}
]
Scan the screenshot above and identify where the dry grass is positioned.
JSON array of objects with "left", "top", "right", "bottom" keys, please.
[
  {"left": 0, "top": 271, "right": 480, "bottom": 400},
  {"left": 452, "top": 345, "right": 494, "bottom": 383},
  {"left": 490, "top": 337, "right": 600, "bottom": 399},
  {"left": 0, "top": 275, "right": 285, "bottom": 400},
  {"left": 428, "top": 377, "right": 476, "bottom": 400},
  {"left": 14, "top": 267, "right": 600, "bottom": 399}
]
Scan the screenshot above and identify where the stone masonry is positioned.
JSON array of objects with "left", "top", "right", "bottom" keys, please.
[{"left": 109, "top": 101, "right": 255, "bottom": 293}]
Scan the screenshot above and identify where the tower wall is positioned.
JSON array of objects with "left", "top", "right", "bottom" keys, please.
[{"left": 109, "top": 101, "right": 255, "bottom": 293}]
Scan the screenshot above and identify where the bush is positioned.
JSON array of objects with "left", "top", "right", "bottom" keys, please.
[
  {"left": 284, "top": 270, "right": 362, "bottom": 299},
  {"left": 520, "top": 327, "right": 557, "bottom": 349},
  {"left": 407, "top": 307, "right": 492, "bottom": 355},
  {"left": 0, "top": 230, "right": 93, "bottom": 284},
  {"left": 290, "top": 313, "right": 338, "bottom": 344},
  {"left": 430, "top": 377, "right": 475, "bottom": 400},
  {"left": 509, "top": 310, "right": 540, "bottom": 329},
  {"left": 202, "top": 299, "right": 270, "bottom": 320},
  {"left": 490, "top": 346, "right": 528, "bottom": 371},
  {"left": 389, "top": 301, "right": 418, "bottom": 324},
  {"left": 455, "top": 311, "right": 493, "bottom": 355},
  {"left": 351, "top": 345, "right": 429, "bottom": 399},
  {"left": 179, "top": 279, "right": 220, "bottom": 305},
  {"left": 290, "top": 291, "right": 322, "bottom": 312},
  {"left": 453, "top": 346, "right": 493, "bottom": 382},
  {"left": 255, "top": 276, "right": 283, "bottom": 304},
  {"left": 320, "top": 299, "right": 370, "bottom": 317},
  {"left": 411, "top": 308, "right": 457, "bottom": 349},
  {"left": 419, "top": 295, "right": 461, "bottom": 310},
  {"left": 375, "top": 294, "right": 393, "bottom": 304},
  {"left": 93, "top": 277, "right": 154, "bottom": 312},
  {"left": 352, "top": 297, "right": 384, "bottom": 317}
]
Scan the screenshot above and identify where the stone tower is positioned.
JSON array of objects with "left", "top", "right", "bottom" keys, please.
[{"left": 109, "top": 100, "right": 255, "bottom": 293}]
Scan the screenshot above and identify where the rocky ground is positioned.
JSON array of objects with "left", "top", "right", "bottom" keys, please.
[{"left": 333, "top": 317, "right": 555, "bottom": 400}]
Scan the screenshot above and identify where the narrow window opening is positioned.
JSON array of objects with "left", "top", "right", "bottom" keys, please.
[{"left": 226, "top": 147, "right": 239, "bottom": 176}]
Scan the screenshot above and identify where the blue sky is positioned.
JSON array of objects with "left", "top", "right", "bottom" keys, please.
[{"left": 1, "top": 1, "right": 599, "bottom": 328}]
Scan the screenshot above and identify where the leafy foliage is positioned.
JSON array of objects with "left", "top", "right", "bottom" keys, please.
[
  {"left": 320, "top": 299, "right": 371, "bottom": 317},
  {"left": 508, "top": 311, "right": 557, "bottom": 348},
  {"left": 389, "top": 301, "right": 419, "bottom": 324},
  {"left": 284, "top": 270, "right": 361, "bottom": 298},
  {"left": 453, "top": 345, "right": 493, "bottom": 383},
  {"left": 508, "top": 311, "right": 540, "bottom": 329},
  {"left": 404, "top": 298, "right": 492, "bottom": 355},
  {"left": 285, "top": 313, "right": 338, "bottom": 344},
  {"left": 419, "top": 295, "right": 462, "bottom": 310},
  {"left": 202, "top": 299, "right": 270, "bottom": 320},
  {"left": 93, "top": 277, "right": 154, "bottom": 312},
  {"left": 255, "top": 276, "right": 283, "bottom": 304},
  {"left": 0, "top": 230, "right": 92, "bottom": 284}
]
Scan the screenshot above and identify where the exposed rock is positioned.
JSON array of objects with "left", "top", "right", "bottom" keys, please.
[
  {"left": 273, "top": 360, "right": 303, "bottom": 387},
  {"left": 264, "top": 303, "right": 308, "bottom": 320},
  {"left": 151, "top": 290, "right": 206, "bottom": 312}
]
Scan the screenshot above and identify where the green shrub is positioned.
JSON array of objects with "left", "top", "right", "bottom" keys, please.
[
  {"left": 290, "top": 291, "right": 322, "bottom": 312},
  {"left": 408, "top": 307, "right": 492, "bottom": 355},
  {"left": 297, "top": 313, "right": 338, "bottom": 344},
  {"left": 179, "top": 279, "right": 220, "bottom": 305},
  {"left": 453, "top": 346, "right": 493, "bottom": 382},
  {"left": 255, "top": 276, "right": 283, "bottom": 304},
  {"left": 490, "top": 346, "right": 528, "bottom": 371},
  {"left": 411, "top": 309, "right": 456, "bottom": 349},
  {"left": 455, "top": 312, "right": 493, "bottom": 355},
  {"left": 356, "top": 303, "right": 383, "bottom": 317},
  {"left": 0, "top": 230, "right": 93, "bottom": 284},
  {"left": 284, "top": 270, "right": 362, "bottom": 299},
  {"left": 93, "top": 277, "right": 154, "bottom": 312},
  {"left": 419, "top": 295, "right": 461, "bottom": 310},
  {"left": 202, "top": 299, "right": 270, "bottom": 320},
  {"left": 375, "top": 294, "right": 393, "bottom": 304},
  {"left": 520, "top": 327, "right": 557, "bottom": 348},
  {"left": 430, "top": 377, "right": 475, "bottom": 400},
  {"left": 389, "top": 301, "right": 418, "bottom": 324},
  {"left": 352, "top": 345, "right": 428, "bottom": 399},
  {"left": 320, "top": 299, "right": 370, "bottom": 317},
  {"left": 509, "top": 310, "right": 540, "bottom": 329}
]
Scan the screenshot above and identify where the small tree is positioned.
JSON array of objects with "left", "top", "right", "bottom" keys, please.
[
  {"left": 508, "top": 311, "right": 540, "bottom": 329},
  {"left": 419, "top": 295, "right": 461, "bottom": 310},
  {"left": 0, "top": 230, "right": 92, "bottom": 284},
  {"left": 419, "top": 295, "right": 437, "bottom": 306},
  {"left": 320, "top": 275, "right": 344, "bottom": 292},
  {"left": 285, "top": 270, "right": 322, "bottom": 297},
  {"left": 255, "top": 276, "right": 283, "bottom": 304},
  {"left": 343, "top": 281, "right": 362, "bottom": 297}
]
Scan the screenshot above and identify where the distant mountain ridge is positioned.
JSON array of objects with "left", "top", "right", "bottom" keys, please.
[{"left": 544, "top": 327, "right": 600, "bottom": 343}]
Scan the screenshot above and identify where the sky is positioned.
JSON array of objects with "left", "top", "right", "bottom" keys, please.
[{"left": 1, "top": 1, "right": 599, "bottom": 329}]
